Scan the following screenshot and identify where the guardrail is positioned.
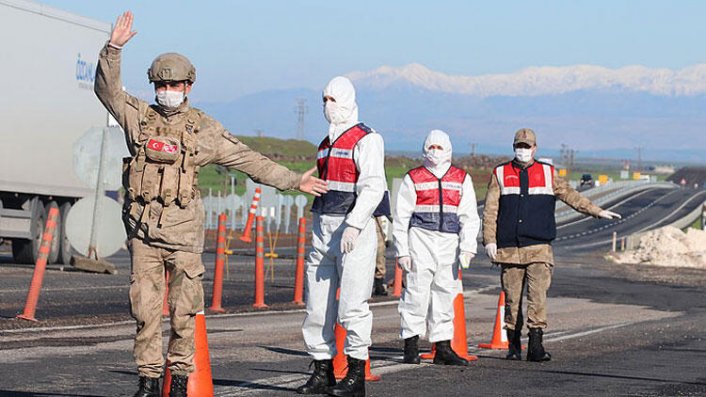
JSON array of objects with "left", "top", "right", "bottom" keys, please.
[{"left": 555, "top": 181, "right": 676, "bottom": 224}]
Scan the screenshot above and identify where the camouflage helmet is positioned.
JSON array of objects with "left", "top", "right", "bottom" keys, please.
[{"left": 147, "top": 52, "right": 196, "bottom": 83}]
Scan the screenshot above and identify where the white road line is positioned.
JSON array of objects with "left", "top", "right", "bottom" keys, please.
[
  {"left": 213, "top": 320, "right": 645, "bottom": 397},
  {"left": 0, "top": 285, "right": 127, "bottom": 294},
  {"left": 0, "top": 287, "right": 498, "bottom": 335},
  {"left": 556, "top": 189, "right": 656, "bottom": 230}
]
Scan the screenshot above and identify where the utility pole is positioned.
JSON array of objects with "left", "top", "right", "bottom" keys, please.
[
  {"left": 470, "top": 143, "right": 477, "bottom": 159},
  {"left": 560, "top": 144, "right": 576, "bottom": 177},
  {"left": 295, "top": 98, "right": 308, "bottom": 140},
  {"left": 255, "top": 129, "right": 264, "bottom": 138},
  {"left": 635, "top": 146, "right": 643, "bottom": 172}
]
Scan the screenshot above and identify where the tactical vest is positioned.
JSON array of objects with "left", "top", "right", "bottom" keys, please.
[
  {"left": 123, "top": 106, "right": 202, "bottom": 209},
  {"left": 494, "top": 160, "right": 557, "bottom": 248},
  {"left": 408, "top": 165, "right": 467, "bottom": 234},
  {"left": 311, "top": 123, "right": 391, "bottom": 217}
]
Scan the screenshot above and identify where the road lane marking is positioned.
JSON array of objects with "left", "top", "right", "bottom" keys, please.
[{"left": 213, "top": 320, "right": 648, "bottom": 397}]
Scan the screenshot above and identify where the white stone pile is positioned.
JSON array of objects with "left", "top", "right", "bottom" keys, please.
[{"left": 612, "top": 226, "right": 706, "bottom": 268}]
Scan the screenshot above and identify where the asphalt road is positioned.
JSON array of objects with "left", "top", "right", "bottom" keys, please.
[{"left": 1, "top": 185, "right": 705, "bottom": 396}]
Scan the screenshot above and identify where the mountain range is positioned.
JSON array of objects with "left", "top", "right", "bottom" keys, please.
[{"left": 196, "top": 63, "right": 706, "bottom": 164}]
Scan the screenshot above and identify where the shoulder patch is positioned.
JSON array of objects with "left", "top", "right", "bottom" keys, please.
[
  {"left": 222, "top": 131, "right": 240, "bottom": 145},
  {"left": 357, "top": 123, "right": 374, "bottom": 134}
]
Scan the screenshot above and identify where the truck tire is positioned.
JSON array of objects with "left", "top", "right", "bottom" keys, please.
[
  {"left": 11, "top": 198, "right": 45, "bottom": 264},
  {"left": 45, "top": 201, "right": 61, "bottom": 264},
  {"left": 58, "top": 202, "right": 74, "bottom": 265}
]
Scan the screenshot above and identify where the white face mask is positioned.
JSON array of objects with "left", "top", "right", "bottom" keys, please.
[
  {"left": 514, "top": 148, "right": 533, "bottom": 163},
  {"left": 424, "top": 149, "right": 444, "bottom": 166},
  {"left": 156, "top": 90, "right": 185, "bottom": 109},
  {"left": 324, "top": 101, "right": 344, "bottom": 124}
]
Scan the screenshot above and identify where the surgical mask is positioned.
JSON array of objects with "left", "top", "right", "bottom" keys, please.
[
  {"left": 156, "top": 90, "right": 185, "bottom": 108},
  {"left": 424, "top": 149, "right": 444, "bottom": 166},
  {"left": 514, "top": 148, "right": 533, "bottom": 163},
  {"left": 324, "top": 101, "right": 343, "bottom": 124}
]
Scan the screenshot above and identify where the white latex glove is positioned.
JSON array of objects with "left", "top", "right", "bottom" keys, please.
[
  {"left": 340, "top": 226, "right": 360, "bottom": 254},
  {"left": 459, "top": 251, "right": 475, "bottom": 269},
  {"left": 398, "top": 256, "right": 412, "bottom": 272},
  {"left": 485, "top": 243, "right": 497, "bottom": 262},
  {"left": 598, "top": 210, "right": 622, "bottom": 220}
]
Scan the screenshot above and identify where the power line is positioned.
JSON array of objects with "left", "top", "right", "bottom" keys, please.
[{"left": 295, "top": 98, "right": 308, "bottom": 140}]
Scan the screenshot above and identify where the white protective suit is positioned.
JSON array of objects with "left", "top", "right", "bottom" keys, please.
[
  {"left": 394, "top": 130, "right": 480, "bottom": 342},
  {"left": 302, "top": 76, "right": 386, "bottom": 360}
]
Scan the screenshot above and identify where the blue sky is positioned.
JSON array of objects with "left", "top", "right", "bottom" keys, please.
[{"left": 41, "top": 0, "right": 706, "bottom": 102}]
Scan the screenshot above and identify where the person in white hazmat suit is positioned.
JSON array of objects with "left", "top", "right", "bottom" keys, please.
[
  {"left": 393, "top": 130, "right": 480, "bottom": 366},
  {"left": 298, "top": 76, "right": 389, "bottom": 397}
]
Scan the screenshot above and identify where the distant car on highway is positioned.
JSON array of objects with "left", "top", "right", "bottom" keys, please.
[{"left": 579, "top": 174, "right": 594, "bottom": 190}]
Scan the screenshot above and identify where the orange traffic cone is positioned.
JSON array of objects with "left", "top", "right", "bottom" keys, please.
[
  {"left": 332, "top": 322, "right": 381, "bottom": 381},
  {"left": 240, "top": 187, "right": 261, "bottom": 243},
  {"left": 478, "top": 291, "right": 509, "bottom": 349},
  {"left": 162, "top": 311, "right": 214, "bottom": 397},
  {"left": 421, "top": 278, "right": 478, "bottom": 362},
  {"left": 449, "top": 292, "right": 478, "bottom": 361}
]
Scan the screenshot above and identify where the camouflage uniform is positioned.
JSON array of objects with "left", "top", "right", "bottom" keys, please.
[
  {"left": 95, "top": 43, "right": 301, "bottom": 378},
  {"left": 482, "top": 159, "right": 601, "bottom": 331}
]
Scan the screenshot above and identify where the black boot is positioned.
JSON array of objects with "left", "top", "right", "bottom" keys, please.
[
  {"left": 373, "top": 278, "right": 387, "bottom": 296},
  {"left": 169, "top": 374, "right": 188, "bottom": 397},
  {"left": 297, "top": 359, "right": 335, "bottom": 394},
  {"left": 506, "top": 328, "right": 522, "bottom": 360},
  {"left": 133, "top": 376, "right": 160, "bottom": 397},
  {"left": 432, "top": 340, "right": 469, "bottom": 366},
  {"left": 527, "top": 328, "right": 552, "bottom": 362},
  {"left": 329, "top": 356, "right": 366, "bottom": 397},
  {"left": 403, "top": 335, "right": 421, "bottom": 364}
]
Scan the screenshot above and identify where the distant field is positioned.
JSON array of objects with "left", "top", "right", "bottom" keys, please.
[{"left": 198, "top": 135, "right": 657, "bottom": 202}]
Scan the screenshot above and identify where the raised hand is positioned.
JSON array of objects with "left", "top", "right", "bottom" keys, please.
[{"left": 110, "top": 11, "right": 137, "bottom": 47}]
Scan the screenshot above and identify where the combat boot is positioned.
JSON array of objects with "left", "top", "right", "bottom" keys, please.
[
  {"left": 329, "top": 356, "right": 366, "bottom": 397},
  {"left": 527, "top": 328, "right": 552, "bottom": 362},
  {"left": 403, "top": 335, "right": 421, "bottom": 364},
  {"left": 506, "top": 328, "right": 522, "bottom": 360},
  {"left": 373, "top": 278, "right": 387, "bottom": 296},
  {"left": 432, "top": 340, "right": 469, "bottom": 366},
  {"left": 133, "top": 376, "right": 160, "bottom": 397},
  {"left": 169, "top": 374, "right": 188, "bottom": 397},
  {"left": 297, "top": 359, "right": 335, "bottom": 394}
]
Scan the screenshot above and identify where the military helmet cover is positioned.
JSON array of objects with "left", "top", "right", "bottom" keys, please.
[{"left": 147, "top": 52, "right": 196, "bottom": 83}]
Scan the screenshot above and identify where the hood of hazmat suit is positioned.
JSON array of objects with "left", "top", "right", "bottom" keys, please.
[
  {"left": 422, "top": 129, "right": 453, "bottom": 178},
  {"left": 323, "top": 76, "right": 359, "bottom": 142}
]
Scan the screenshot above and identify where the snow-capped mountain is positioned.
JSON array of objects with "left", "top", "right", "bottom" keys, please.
[
  {"left": 198, "top": 63, "right": 706, "bottom": 163},
  {"left": 347, "top": 63, "right": 706, "bottom": 97}
]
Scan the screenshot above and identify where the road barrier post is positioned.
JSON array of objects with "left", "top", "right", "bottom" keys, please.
[{"left": 17, "top": 207, "right": 59, "bottom": 322}]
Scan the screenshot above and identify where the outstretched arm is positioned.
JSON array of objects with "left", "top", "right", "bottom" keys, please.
[{"left": 94, "top": 11, "right": 145, "bottom": 152}]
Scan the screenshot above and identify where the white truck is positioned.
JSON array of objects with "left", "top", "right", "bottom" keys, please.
[{"left": 0, "top": 0, "right": 111, "bottom": 263}]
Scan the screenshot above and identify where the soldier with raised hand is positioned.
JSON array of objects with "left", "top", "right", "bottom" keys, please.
[
  {"left": 95, "top": 11, "right": 328, "bottom": 397},
  {"left": 483, "top": 128, "right": 620, "bottom": 362}
]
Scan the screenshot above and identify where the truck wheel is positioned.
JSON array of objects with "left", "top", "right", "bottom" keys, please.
[
  {"left": 58, "top": 202, "right": 74, "bottom": 265},
  {"left": 11, "top": 198, "right": 45, "bottom": 264},
  {"left": 45, "top": 201, "right": 61, "bottom": 264}
]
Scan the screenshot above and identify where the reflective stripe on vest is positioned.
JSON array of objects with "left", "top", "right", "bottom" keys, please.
[
  {"left": 496, "top": 161, "right": 554, "bottom": 196},
  {"left": 408, "top": 165, "right": 466, "bottom": 234},
  {"left": 311, "top": 123, "right": 391, "bottom": 216},
  {"left": 494, "top": 161, "right": 557, "bottom": 248}
]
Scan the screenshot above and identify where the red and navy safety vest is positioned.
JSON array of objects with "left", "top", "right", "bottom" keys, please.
[
  {"left": 311, "top": 123, "right": 391, "bottom": 217},
  {"left": 494, "top": 160, "right": 556, "bottom": 248},
  {"left": 408, "top": 165, "right": 467, "bottom": 234}
]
